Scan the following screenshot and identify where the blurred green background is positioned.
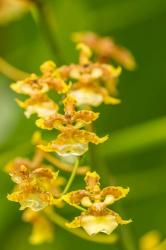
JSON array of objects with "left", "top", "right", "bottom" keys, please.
[{"left": 0, "top": 0, "right": 166, "bottom": 249}]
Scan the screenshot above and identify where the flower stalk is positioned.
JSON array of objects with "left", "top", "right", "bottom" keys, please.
[
  {"left": 33, "top": 0, "right": 63, "bottom": 64},
  {"left": 0, "top": 57, "right": 28, "bottom": 80},
  {"left": 43, "top": 152, "right": 89, "bottom": 175},
  {"left": 62, "top": 157, "right": 79, "bottom": 195}
]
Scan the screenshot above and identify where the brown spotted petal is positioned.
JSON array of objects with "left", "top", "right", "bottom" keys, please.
[
  {"left": 7, "top": 162, "right": 30, "bottom": 184},
  {"left": 38, "top": 129, "right": 108, "bottom": 156},
  {"left": 40, "top": 61, "right": 57, "bottom": 76},
  {"left": 77, "top": 43, "right": 92, "bottom": 65},
  {"left": 35, "top": 94, "right": 99, "bottom": 130},
  {"left": 84, "top": 171, "right": 101, "bottom": 193},
  {"left": 36, "top": 114, "right": 66, "bottom": 130},
  {"left": 11, "top": 74, "right": 49, "bottom": 96},
  {"left": 38, "top": 133, "right": 89, "bottom": 157},
  {"left": 63, "top": 190, "right": 89, "bottom": 206},
  {"left": 63, "top": 95, "right": 77, "bottom": 116},
  {"left": 40, "top": 61, "right": 70, "bottom": 94},
  {"left": 101, "top": 186, "right": 130, "bottom": 205},
  {"left": 74, "top": 110, "right": 99, "bottom": 125}
]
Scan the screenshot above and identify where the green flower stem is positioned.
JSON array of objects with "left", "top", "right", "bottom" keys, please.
[
  {"left": 0, "top": 57, "right": 28, "bottom": 80},
  {"left": 62, "top": 157, "right": 79, "bottom": 195},
  {"left": 34, "top": 0, "right": 63, "bottom": 64},
  {"left": 44, "top": 208, "right": 118, "bottom": 244},
  {"left": 72, "top": 204, "right": 86, "bottom": 212},
  {"left": 44, "top": 152, "right": 89, "bottom": 175}
]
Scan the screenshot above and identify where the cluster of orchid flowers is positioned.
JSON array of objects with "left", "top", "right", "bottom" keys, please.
[
  {"left": 1, "top": 1, "right": 165, "bottom": 248},
  {"left": 5, "top": 32, "right": 137, "bottom": 244}
]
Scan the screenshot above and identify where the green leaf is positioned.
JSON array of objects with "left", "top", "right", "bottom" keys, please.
[
  {"left": 89, "top": 0, "right": 166, "bottom": 32},
  {"left": 97, "top": 116, "right": 166, "bottom": 158}
]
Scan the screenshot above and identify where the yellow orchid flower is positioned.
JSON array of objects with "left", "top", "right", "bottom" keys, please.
[
  {"left": 7, "top": 162, "right": 63, "bottom": 211},
  {"left": 57, "top": 44, "right": 121, "bottom": 106},
  {"left": 16, "top": 94, "right": 59, "bottom": 118},
  {"left": 38, "top": 129, "right": 108, "bottom": 156},
  {"left": 36, "top": 95, "right": 99, "bottom": 130},
  {"left": 72, "top": 31, "right": 136, "bottom": 70},
  {"left": 36, "top": 95, "right": 108, "bottom": 156},
  {"left": 63, "top": 171, "right": 131, "bottom": 235},
  {"left": 11, "top": 61, "right": 70, "bottom": 96}
]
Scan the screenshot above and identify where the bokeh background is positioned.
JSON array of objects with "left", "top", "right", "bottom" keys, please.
[{"left": 0, "top": 0, "right": 166, "bottom": 249}]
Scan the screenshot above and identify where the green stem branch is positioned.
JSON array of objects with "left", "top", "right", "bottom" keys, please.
[
  {"left": 34, "top": 0, "right": 63, "bottom": 64},
  {"left": 62, "top": 158, "right": 79, "bottom": 195},
  {"left": 0, "top": 57, "right": 28, "bottom": 80}
]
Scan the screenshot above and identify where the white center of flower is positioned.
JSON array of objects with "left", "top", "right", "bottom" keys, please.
[
  {"left": 11, "top": 175, "right": 23, "bottom": 184},
  {"left": 91, "top": 68, "right": 103, "bottom": 79},
  {"left": 81, "top": 214, "right": 118, "bottom": 236},
  {"left": 81, "top": 196, "right": 92, "bottom": 207},
  {"left": 70, "top": 89, "right": 103, "bottom": 107},
  {"left": 53, "top": 143, "right": 88, "bottom": 156},
  {"left": 104, "top": 195, "right": 115, "bottom": 205},
  {"left": 20, "top": 195, "right": 48, "bottom": 211},
  {"left": 12, "top": 81, "right": 49, "bottom": 96},
  {"left": 25, "top": 104, "right": 57, "bottom": 118}
]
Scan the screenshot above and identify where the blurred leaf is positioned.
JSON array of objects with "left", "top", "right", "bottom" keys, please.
[
  {"left": 0, "top": 79, "right": 20, "bottom": 146},
  {"left": 97, "top": 116, "right": 166, "bottom": 158},
  {"left": 116, "top": 165, "right": 166, "bottom": 202},
  {"left": 89, "top": 0, "right": 166, "bottom": 32}
]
